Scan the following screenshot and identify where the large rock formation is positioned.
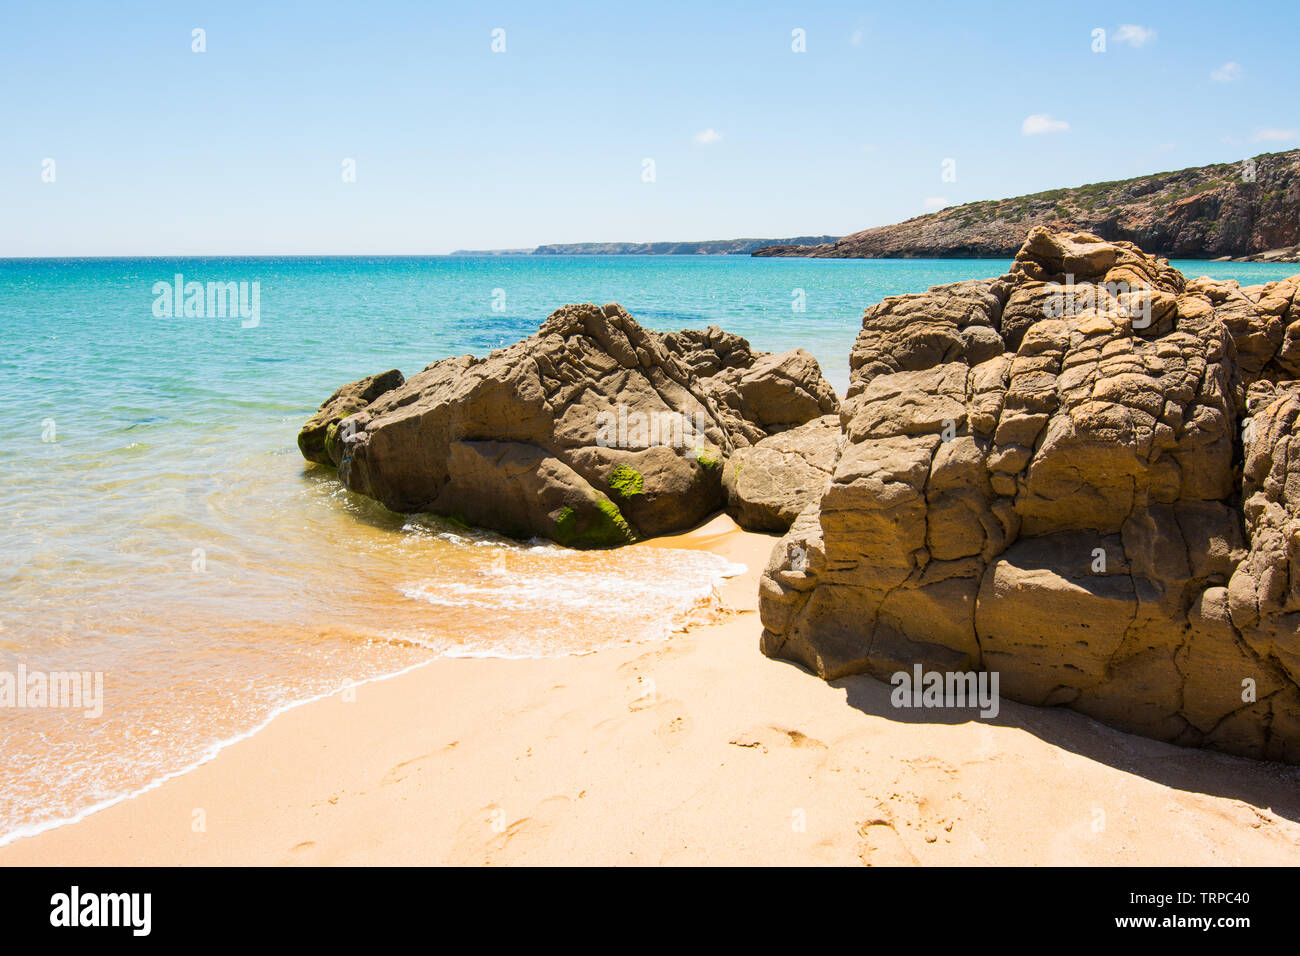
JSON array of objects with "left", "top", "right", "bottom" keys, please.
[
  {"left": 754, "top": 149, "right": 1300, "bottom": 261},
  {"left": 299, "top": 304, "right": 839, "bottom": 546},
  {"left": 761, "top": 228, "right": 1300, "bottom": 763}
]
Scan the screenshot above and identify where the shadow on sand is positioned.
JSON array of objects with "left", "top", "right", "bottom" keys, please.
[{"left": 803, "top": 664, "right": 1300, "bottom": 826}]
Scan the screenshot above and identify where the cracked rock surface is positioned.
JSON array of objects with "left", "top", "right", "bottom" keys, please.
[
  {"left": 299, "top": 304, "right": 838, "bottom": 548},
  {"left": 761, "top": 228, "right": 1300, "bottom": 762}
]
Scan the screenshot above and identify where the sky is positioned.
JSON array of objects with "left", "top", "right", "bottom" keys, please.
[{"left": 2, "top": 0, "right": 1297, "bottom": 255}]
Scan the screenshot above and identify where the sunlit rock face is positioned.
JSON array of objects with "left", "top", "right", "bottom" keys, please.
[{"left": 761, "top": 228, "right": 1300, "bottom": 763}]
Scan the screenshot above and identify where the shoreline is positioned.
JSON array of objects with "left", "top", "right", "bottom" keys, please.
[
  {"left": 5, "top": 513, "right": 1300, "bottom": 865},
  {"left": 0, "top": 519, "right": 745, "bottom": 853},
  {"left": 0, "top": 514, "right": 757, "bottom": 857}
]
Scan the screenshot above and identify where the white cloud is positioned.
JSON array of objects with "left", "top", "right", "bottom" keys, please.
[
  {"left": 862, "top": 144, "right": 878, "bottom": 152},
  {"left": 922, "top": 197, "right": 949, "bottom": 211},
  {"left": 1253, "top": 127, "right": 1298, "bottom": 142},
  {"left": 693, "top": 128, "right": 723, "bottom": 145},
  {"left": 1211, "top": 61, "right": 1243, "bottom": 82},
  {"left": 1022, "top": 114, "right": 1070, "bottom": 136},
  {"left": 850, "top": 28, "right": 863, "bottom": 46},
  {"left": 1114, "top": 24, "right": 1157, "bottom": 47}
]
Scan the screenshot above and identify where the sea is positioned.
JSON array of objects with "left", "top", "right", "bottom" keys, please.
[{"left": 1, "top": 253, "right": 1293, "bottom": 844}]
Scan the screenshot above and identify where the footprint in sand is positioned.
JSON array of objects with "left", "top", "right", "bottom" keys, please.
[
  {"left": 614, "top": 641, "right": 694, "bottom": 680},
  {"left": 453, "top": 795, "right": 575, "bottom": 864},
  {"left": 627, "top": 675, "right": 659, "bottom": 712},
  {"left": 867, "top": 758, "right": 969, "bottom": 858},
  {"left": 781, "top": 728, "right": 828, "bottom": 750},
  {"left": 727, "top": 732, "right": 769, "bottom": 753},
  {"left": 656, "top": 708, "right": 693, "bottom": 748},
  {"left": 380, "top": 751, "right": 439, "bottom": 787},
  {"left": 281, "top": 840, "right": 319, "bottom": 865},
  {"left": 856, "top": 815, "right": 918, "bottom": 866},
  {"left": 727, "top": 724, "right": 829, "bottom": 753}
]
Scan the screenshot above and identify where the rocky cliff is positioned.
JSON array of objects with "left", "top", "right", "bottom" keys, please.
[
  {"left": 754, "top": 150, "right": 1300, "bottom": 262},
  {"left": 760, "top": 228, "right": 1300, "bottom": 763}
]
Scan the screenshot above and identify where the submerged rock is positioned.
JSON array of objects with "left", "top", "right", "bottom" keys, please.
[
  {"left": 760, "top": 227, "right": 1300, "bottom": 763},
  {"left": 301, "top": 304, "right": 838, "bottom": 546}
]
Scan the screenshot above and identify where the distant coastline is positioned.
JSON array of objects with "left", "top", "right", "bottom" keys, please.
[
  {"left": 454, "top": 150, "right": 1300, "bottom": 264},
  {"left": 451, "top": 236, "right": 840, "bottom": 256}
]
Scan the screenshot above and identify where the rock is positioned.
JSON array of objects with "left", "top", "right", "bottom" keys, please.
[
  {"left": 1016, "top": 229, "right": 1119, "bottom": 280},
  {"left": 760, "top": 228, "right": 1300, "bottom": 763},
  {"left": 331, "top": 304, "right": 730, "bottom": 546},
  {"left": 1184, "top": 278, "right": 1284, "bottom": 379},
  {"left": 847, "top": 280, "right": 1009, "bottom": 390},
  {"left": 302, "top": 304, "right": 840, "bottom": 546},
  {"left": 660, "top": 325, "right": 755, "bottom": 377},
  {"left": 667, "top": 330, "right": 840, "bottom": 447},
  {"left": 976, "top": 533, "right": 1138, "bottom": 705},
  {"left": 1227, "top": 385, "right": 1300, "bottom": 761},
  {"left": 722, "top": 416, "right": 840, "bottom": 532},
  {"left": 297, "top": 369, "right": 405, "bottom": 466},
  {"left": 709, "top": 349, "right": 840, "bottom": 435}
]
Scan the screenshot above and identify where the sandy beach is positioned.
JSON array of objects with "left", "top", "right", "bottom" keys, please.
[{"left": 3, "top": 514, "right": 1298, "bottom": 866}]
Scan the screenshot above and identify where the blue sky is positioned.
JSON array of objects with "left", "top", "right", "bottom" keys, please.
[{"left": 3, "top": 0, "right": 1297, "bottom": 255}]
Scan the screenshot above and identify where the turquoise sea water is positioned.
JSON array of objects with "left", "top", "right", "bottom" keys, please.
[{"left": 1, "top": 253, "right": 1295, "bottom": 844}]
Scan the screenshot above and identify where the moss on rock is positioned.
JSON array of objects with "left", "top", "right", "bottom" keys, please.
[
  {"left": 551, "top": 498, "right": 637, "bottom": 549},
  {"left": 693, "top": 447, "right": 721, "bottom": 469},
  {"left": 607, "top": 464, "right": 644, "bottom": 498}
]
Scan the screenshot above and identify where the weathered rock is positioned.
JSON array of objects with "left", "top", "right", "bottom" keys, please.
[
  {"left": 302, "top": 304, "right": 839, "bottom": 546},
  {"left": 1227, "top": 385, "right": 1300, "bottom": 760},
  {"left": 330, "top": 304, "right": 730, "bottom": 546},
  {"left": 660, "top": 325, "right": 756, "bottom": 378},
  {"left": 846, "top": 280, "right": 1009, "bottom": 390},
  {"left": 710, "top": 349, "right": 839, "bottom": 433},
  {"left": 667, "top": 329, "right": 840, "bottom": 447},
  {"left": 297, "top": 369, "right": 405, "bottom": 466},
  {"left": 721, "top": 416, "right": 840, "bottom": 532},
  {"left": 761, "top": 228, "right": 1300, "bottom": 763},
  {"left": 1183, "top": 277, "right": 1287, "bottom": 379}
]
